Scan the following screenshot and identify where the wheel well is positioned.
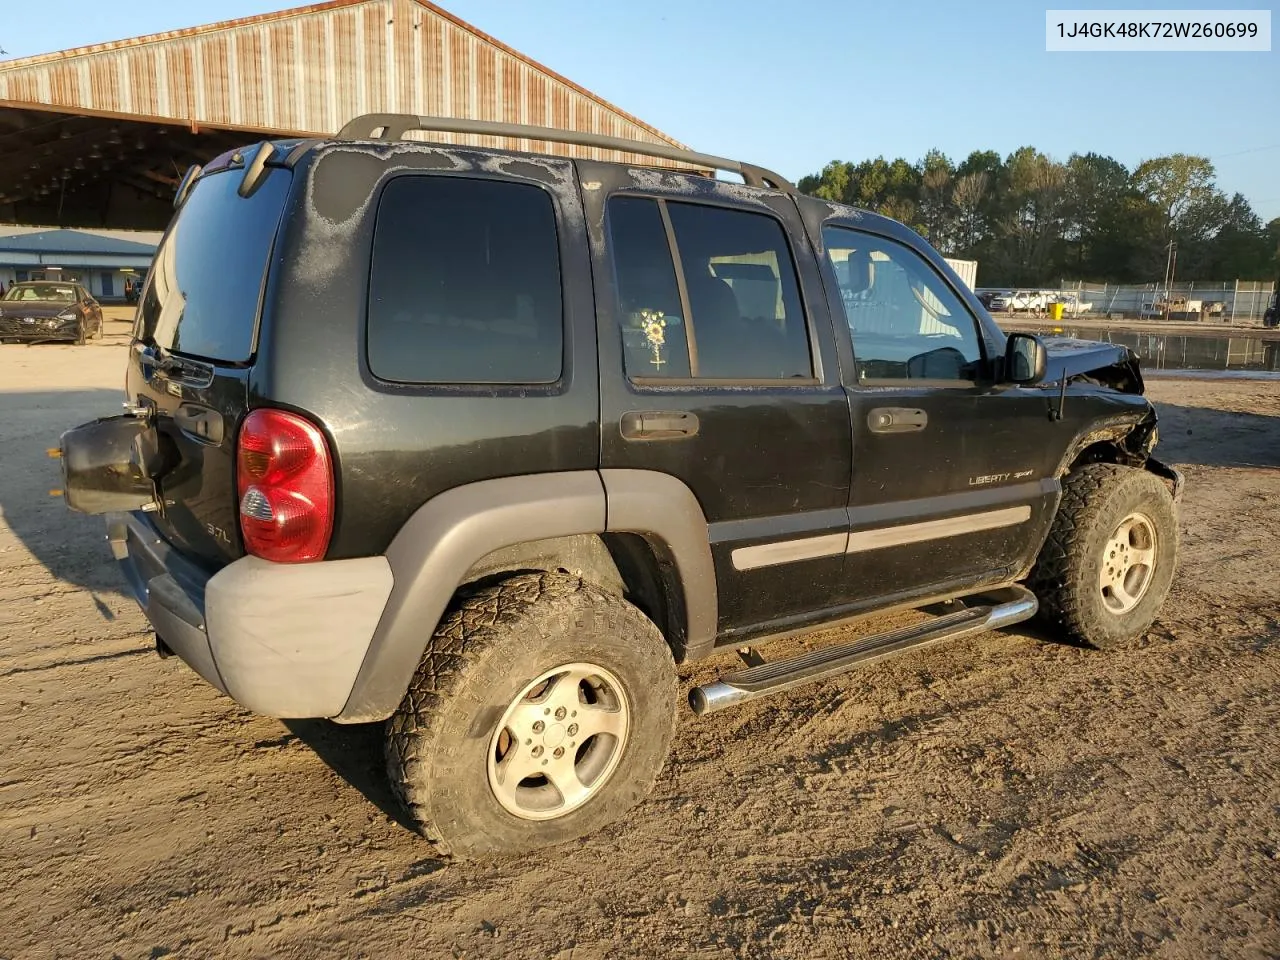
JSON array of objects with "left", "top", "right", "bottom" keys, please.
[
  {"left": 458, "top": 533, "right": 689, "bottom": 661},
  {"left": 1067, "top": 440, "right": 1125, "bottom": 472}
]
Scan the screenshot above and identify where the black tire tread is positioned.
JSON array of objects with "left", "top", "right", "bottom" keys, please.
[
  {"left": 385, "top": 572, "right": 665, "bottom": 858},
  {"left": 1030, "top": 463, "right": 1176, "bottom": 646}
]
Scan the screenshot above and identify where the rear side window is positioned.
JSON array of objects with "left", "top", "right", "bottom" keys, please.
[
  {"left": 607, "top": 196, "right": 812, "bottom": 381},
  {"left": 138, "top": 166, "right": 291, "bottom": 362},
  {"left": 367, "top": 176, "right": 563, "bottom": 384}
]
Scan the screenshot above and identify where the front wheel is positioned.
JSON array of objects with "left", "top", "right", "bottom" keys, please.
[
  {"left": 385, "top": 573, "right": 677, "bottom": 859},
  {"left": 1030, "top": 464, "right": 1179, "bottom": 648}
]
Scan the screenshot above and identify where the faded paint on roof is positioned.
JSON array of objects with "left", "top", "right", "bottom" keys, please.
[
  {"left": 0, "top": 228, "right": 158, "bottom": 255},
  {"left": 0, "top": 224, "right": 165, "bottom": 245},
  {"left": 0, "top": 0, "right": 686, "bottom": 164}
]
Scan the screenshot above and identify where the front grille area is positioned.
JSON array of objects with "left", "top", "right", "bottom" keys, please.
[{"left": 0, "top": 316, "right": 74, "bottom": 338}]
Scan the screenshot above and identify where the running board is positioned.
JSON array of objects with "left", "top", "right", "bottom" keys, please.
[{"left": 688, "top": 586, "right": 1038, "bottom": 715}]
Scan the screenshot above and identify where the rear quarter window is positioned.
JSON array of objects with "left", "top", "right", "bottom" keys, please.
[
  {"left": 366, "top": 176, "right": 564, "bottom": 384},
  {"left": 138, "top": 166, "right": 292, "bottom": 363}
]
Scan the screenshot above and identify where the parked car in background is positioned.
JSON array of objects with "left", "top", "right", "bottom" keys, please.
[
  {"left": 985, "top": 291, "right": 1013, "bottom": 312},
  {"left": 1007, "top": 290, "right": 1053, "bottom": 314},
  {"left": 0, "top": 281, "right": 103, "bottom": 344},
  {"left": 1141, "top": 296, "right": 1202, "bottom": 321}
]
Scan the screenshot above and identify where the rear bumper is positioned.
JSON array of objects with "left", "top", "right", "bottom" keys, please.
[{"left": 107, "top": 512, "right": 394, "bottom": 718}]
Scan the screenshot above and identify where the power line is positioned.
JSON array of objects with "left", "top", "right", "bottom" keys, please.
[{"left": 1211, "top": 143, "right": 1280, "bottom": 160}]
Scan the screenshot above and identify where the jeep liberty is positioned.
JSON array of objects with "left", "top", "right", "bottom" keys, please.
[{"left": 59, "top": 114, "right": 1183, "bottom": 859}]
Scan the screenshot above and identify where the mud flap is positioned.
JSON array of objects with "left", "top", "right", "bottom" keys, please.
[{"left": 59, "top": 414, "right": 171, "bottom": 515}]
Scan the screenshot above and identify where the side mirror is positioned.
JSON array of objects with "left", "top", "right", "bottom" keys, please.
[{"left": 1004, "top": 332, "right": 1047, "bottom": 385}]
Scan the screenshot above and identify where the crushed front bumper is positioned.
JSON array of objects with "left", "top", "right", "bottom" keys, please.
[
  {"left": 0, "top": 317, "right": 79, "bottom": 341},
  {"left": 1144, "top": 456, "right": 1185, "bottom": 503}
]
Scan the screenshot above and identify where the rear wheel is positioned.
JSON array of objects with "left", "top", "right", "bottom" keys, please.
[
  {"left": 385, "top": 572, "right": 677, "bottom": 859},
  {"left": 1030, "top": 464, "right": 1179, "bottom": 648}
]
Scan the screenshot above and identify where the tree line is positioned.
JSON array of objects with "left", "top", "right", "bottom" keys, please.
[{"left": 797, "top": 149, "right": 1280, "bottom": 287}]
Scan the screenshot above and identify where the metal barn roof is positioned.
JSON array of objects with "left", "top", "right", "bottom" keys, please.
[
  {"left": 0, "top": 0, "right": 682, "bottom": 153},
  {"left": 0, "top": 0, "right": 686, "bottom": 228}
]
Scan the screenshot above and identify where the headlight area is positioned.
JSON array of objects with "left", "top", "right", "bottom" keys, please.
[{"left": 50, "top": 311, "right": 78, "bottom": 328}]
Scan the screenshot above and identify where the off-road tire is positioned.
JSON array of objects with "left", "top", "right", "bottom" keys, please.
[
  {"left": 1030, "top": 463, "right": 1178, "bottom": 648},
  {"left": 385, "top": 572, "right": 677, "bottom": 860}
]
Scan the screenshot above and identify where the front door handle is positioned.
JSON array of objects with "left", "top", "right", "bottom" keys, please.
[
  {"left": 867, "top": 407, "right": 928, "bottom": 434},
  {"left": 620, "top": 410, "right": 700, "bottom": 441}
]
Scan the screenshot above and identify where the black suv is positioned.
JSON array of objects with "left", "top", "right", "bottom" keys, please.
[{"left": 60, "top": 115, "right": 1182, "bottom": 859}]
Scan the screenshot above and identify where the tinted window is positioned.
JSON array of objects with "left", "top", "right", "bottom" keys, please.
[
  {"left": 608, "top": 197, "right": 812, "bottom": 381},
  {"left": 609, "top": 197, "right": 690, "bottom": 378},
  {"left": 367, "top": 176, "right": 563, "bottom": 384},
  {"left": 138, "top": 167, "right": 291, "bottom": 362},
  {"left": 824, "top": 226, "right": 983, "bottom": 381}
]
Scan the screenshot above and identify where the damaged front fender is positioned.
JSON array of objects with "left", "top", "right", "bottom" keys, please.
[{"left": 1043, "top": 338, "right": 1144, "bottom": 394}]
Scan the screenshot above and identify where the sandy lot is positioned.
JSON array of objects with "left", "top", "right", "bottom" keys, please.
[{"left": 1, "top": 341, "right": 1277, "bottom": 960}]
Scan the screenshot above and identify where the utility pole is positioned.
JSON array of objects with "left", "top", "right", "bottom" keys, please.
[{"left": 1162, "top": 240, "right": 1177, "bottom": 320}]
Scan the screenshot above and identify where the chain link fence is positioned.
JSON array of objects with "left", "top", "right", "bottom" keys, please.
[{"left": 1052, "top": 280, "right": 1276, "bottom": 323}]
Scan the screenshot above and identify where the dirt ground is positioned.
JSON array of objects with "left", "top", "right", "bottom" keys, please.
[{"left": 1, "top": 335, "right": 1277, "bottom": 960}]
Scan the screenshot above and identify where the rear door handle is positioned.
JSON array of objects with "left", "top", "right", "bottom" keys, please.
[
  {"left": 867, "top": 407, "right": 928, "bottom": 434},
  {"left": 620, "top": 410, "right": 700, "bottom": 441}
]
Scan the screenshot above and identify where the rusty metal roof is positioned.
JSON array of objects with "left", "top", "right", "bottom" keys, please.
[{"left": 0, "top": 0, "right": 685, "bottom": 160}]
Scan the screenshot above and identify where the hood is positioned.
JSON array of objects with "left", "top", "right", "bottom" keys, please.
[
  {"left": 1042, "top": 336, "right": 1144, "bottom": 392},
  {"left": 0, "top": 301, "right": 77, "bottom": 318}
]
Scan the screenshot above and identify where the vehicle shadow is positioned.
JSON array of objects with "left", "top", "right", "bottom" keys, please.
[
  {"left": 0, "top": 387, "right": 129, "bottom": 599},
  {"left": 282, "top": 718, "right": 423, "bottom": 834},
  {"left": 1149, "top": 400, "right": 1280, "bottom": 469}
]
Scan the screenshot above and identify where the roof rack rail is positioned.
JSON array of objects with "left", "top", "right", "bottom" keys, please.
[{"left": 336, "top": 113, "right": 794, "bottom": 192}]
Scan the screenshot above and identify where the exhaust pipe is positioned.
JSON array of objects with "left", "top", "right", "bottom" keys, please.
[{"left": 689, "top": 682, "right": 753, "bottom": 716}]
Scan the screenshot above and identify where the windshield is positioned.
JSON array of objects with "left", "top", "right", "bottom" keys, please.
[{"left": 4, "top": 284, "right": 77, "bottom": 302}]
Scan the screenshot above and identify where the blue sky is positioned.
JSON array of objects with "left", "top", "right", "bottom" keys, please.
[{"left": 4, "top": 0, "right": 1277, "bottom": 221}]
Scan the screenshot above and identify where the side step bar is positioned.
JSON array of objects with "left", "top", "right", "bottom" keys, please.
[{"left": 689, "top": 586, "right": 1038, "bottom": 715}]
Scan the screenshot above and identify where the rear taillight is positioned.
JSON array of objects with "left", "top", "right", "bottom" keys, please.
[{"left": 235, "top": 408, "right": 334, "bottom": 563}]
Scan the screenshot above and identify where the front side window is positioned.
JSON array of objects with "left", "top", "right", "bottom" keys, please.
[
  {"left": 824, "top": 226, "right": 983, "bottom": 381},
  {"left": 608, "top": 196, "right": 812, "bottom": 381},
  {"left": 367, "top": 176, "right": 563, "bottom": 385}
]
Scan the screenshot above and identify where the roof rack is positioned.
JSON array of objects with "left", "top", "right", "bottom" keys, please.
[{"left": 336, "top": 113, "right": 794, "bottom": 192}]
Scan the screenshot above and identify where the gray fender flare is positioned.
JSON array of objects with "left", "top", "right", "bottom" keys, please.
[
  {"left": 336, "top": 470, "right": 717, "bottom": 722},
  {"left": 600, "top": 469, "right": 718, "bottom": 660}
]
